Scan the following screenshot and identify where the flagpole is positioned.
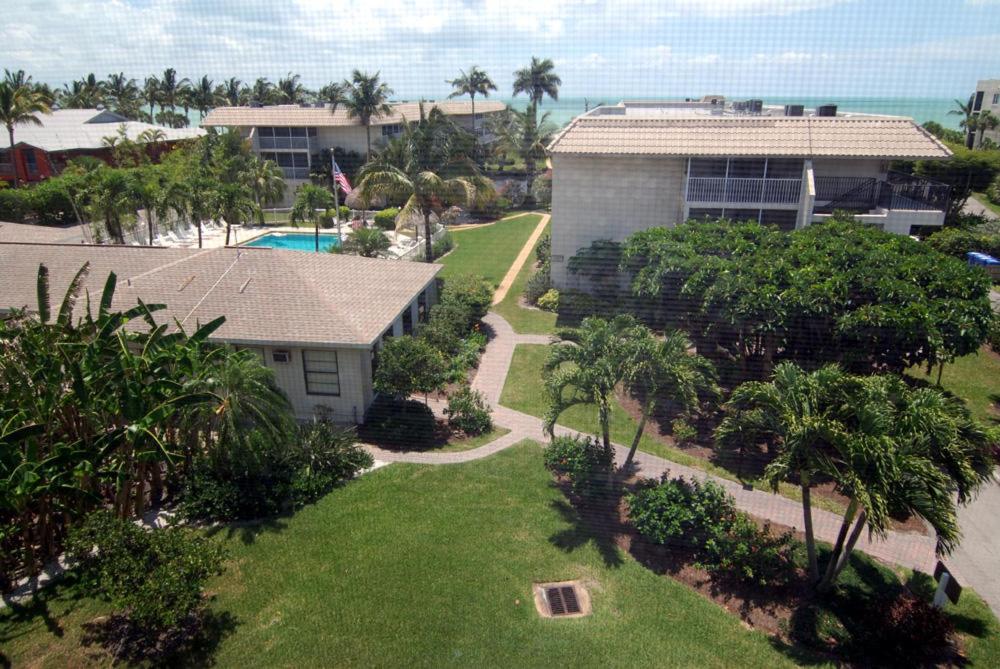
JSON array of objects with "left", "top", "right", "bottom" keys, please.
[{"left": 333, "top": 159, "right": 341, "bottom": 243}]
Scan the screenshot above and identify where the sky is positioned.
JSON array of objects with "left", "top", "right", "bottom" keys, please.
[{"left": 4, "top": 0, "right": 1000, "bottom": 100}]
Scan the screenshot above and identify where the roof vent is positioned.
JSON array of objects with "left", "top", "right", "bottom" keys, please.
[
  {"left": 533, "top": 581, "right": 590, "bottom": 618},
  {"left": 784, "top": 104, "right": 805, "bottom": 117},
  {"left": 817, "top": 104, "right": 838, "bottom": 117}
]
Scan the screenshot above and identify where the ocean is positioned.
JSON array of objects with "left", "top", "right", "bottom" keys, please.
[{"left": 501, "top": 96, "right": 962, "bottom": 130}]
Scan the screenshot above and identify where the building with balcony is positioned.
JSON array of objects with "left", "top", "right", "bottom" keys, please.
[
  {"left": 201, "top": 100, "right": 506, "bottom": 204},
  {"left": 0, "top": 109, "right": 204, "bottom": 186},
  {"left": 546, "top": 100, "right": 952, "bottom": 288},
  {"left": 970, "top": 79, "right": 1000, "bottom": 146}
]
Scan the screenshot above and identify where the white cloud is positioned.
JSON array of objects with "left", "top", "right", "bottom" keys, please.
[
  {"left": 623, "top": 0, "right": 853, "bottom": 17},
  {"left": 751, "top": 51, "right": 814, "bottom": 64},
  {"left": 687, "top": 53, "right": 722, "bottom": 65}
]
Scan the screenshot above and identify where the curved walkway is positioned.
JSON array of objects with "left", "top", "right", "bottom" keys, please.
[{"left": 365, "top": 311, "right": 939, "bottom": 575}]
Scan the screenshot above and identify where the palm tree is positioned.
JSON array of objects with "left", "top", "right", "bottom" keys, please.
[
  {"left": 620, "top": 329, "right": 717, "bottom": 470},
  {"left": 290, "top": 183, "right": 335, "bottom": 251},
  {"left": 975, "top": 110, "right": 998, "bottom": 148},
  {"left": 0, "top": 81, "right": 52, "bottom": 187},
  {"left": 217, "top": 77, "right": 243, "bottom": 106},
  {"left": 58, "top": 76, "right": 105, "bottom": 109},
  {"left": 142, "top": 75, "right": 160, "bottom": 121},
  {"left": 105, "top": 72, "right": 141, "bottom": 119},
  {"left": 343, "top": 70, "right": 394, "bottom": 160},
  {"left": 488, "top": 103, "right": 556, "bottom": 202},
  {"left": 249, "top": 78, "right": 274, "bottom": 106},
  {"left": 357, "top": 106, "right": 491, "bottom": 262},
  {"left": 512, "top": 57, "right": 561, "bottom": 106},
  {"left": 949, "top": 95, "right": 976, "bottom": 149},
  {"left": 241, "top": 155, "right": 286, "bottom": 224},
  {"left": 447, "top": 66, "right": 497, "bottom": 133},
  {"left": 127, "top": 165, "right": 165, "bottom": 244},
  {"left": 338, "top": 226, "right": 390, "bottom": 258},
  {"left": 212, "top": 182, "right": 260, "bottom": 245},
  {"left": 276, "top": 73, "right": 309, "bottom": 104},
  {"left": 543, "top": 316, "right": 640, "bottom": 452},
  {"left": 158, "top": 67, "right": 189, "bottom": 112},
  {"left": 715, "top": 363, "right": 851, "bottom": 581},
  {"left": 190, "top": 75, "right": 222, "bottom": 117},
  {"left": 319, "top": 81, "right": 347, "bottom": 113},
  {"left": 84, "top": 166, "right": 135, "bottom": 243}
]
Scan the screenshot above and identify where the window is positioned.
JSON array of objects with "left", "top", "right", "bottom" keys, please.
[
  {"left": 402, "top": 305, "right": 413, "bottom": 335},
  {"left": 688, "top": 158, "right": 727, "bottom": 178},
  {"left": 24, "top": 150, "right": 38, "bottom": 174},
  {"left": 417, "top": 290, "right": 428, "bottom": 322},
  {"left": 261, "top": 151, "right": 310, "bottom": 179},
  {"left": 258, "top": 126, "right": 309, "bottom": 149},
  {"left": 994, "top": 93, "right": 999, "bottom": 105},
  {"left": 973, "top": 91, "right": 984, "bottom": 111},
  {"left": 765, "top": 159, "right": 803, "bottom": 179},
  {"left": 727, "top": 159, "right": 765, "bottom": 179},
  {"left": 303, "top": 349, "right": 340, "bottom": 396},
  {"left": 381, "top": 123, "right": 402, "bottom": 137}
]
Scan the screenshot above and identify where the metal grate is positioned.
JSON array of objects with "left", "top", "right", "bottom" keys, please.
[{"left": 546, "top": 586, "right": 581, "bottom": 616}]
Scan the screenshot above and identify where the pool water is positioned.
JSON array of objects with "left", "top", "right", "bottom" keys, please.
[{"left": 243, "top": 232, "right": 341, "bottom": 252}]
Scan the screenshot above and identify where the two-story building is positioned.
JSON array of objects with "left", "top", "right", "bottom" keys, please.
[
  {"left": 547, "top": 100, "right": 953, "bottom": 288},
  {"left": 201, "top": 100, "right": 506, "bottom": 205}
]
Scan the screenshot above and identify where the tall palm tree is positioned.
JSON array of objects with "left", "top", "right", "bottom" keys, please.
[
  {"left": 276, "top": 73, "right": 309, "bottom": 104},
  {"left": 105, "top": 72, "right": 141, "bottom": 118},
  {"left": 59, "top": 76, "right": 105, "bottom": 109},
  {"left": 512, "top": 57, "right": 561, "bottom": 106},
  {"left": 290, "top": 183, "right": 335, "bottom": 251},
  {"left": 0, "top": 81, "right": 52, "bottom": 187},
  {"left": 975, "top": 110, "right": 998, "bottom": 148},
  {"left": 217, "top": 77, "right": 243, "bottom": 107},
  {"left": 158, "top": 67, "right": 189, "bottom": 112},
  {"left": 191, "top": 75, "right": 222, "bottom": 117},
  {"left": 620, "top": 329, "right": 717, "bottom": 470},
  {"left": 319, "top": 81, "right": 347, "bottom": 113},
  {"left": 358, "top": 106, "right": 491, "bottom": 262},
  {"left": 127, "top": 165, "right": 165, "bottom": 244},
  {"left": 447, "top": 66, "right": 497, "bottom": 132},
  {"left": 488, "top": 103, "right": 556, "bottom": 202},
  {"left": 716, "top": 363, "right": 851, "bottom": 581},
  {"left": 949, "top": 95, "right": 976, "bottom": 149},
  {"left": 142, "top": 75, "right": 160, "bottom": 121},
  {"left": 343, "top": 70, "right": 394, "bottom": 160},
  {"left": 249, "top": 78, "right": 274, "bottom": 106},
  {"left": 84, "top": 166, "right": 135, "bottom": 243},
  {"left": 543, "top": 316, "right": 641, "bottom": 452},
  {"left": 241, "top": 155, "right": 286, "bottom": 224},
  {"left": 213, "top": 182, "right": 260, "bottom": 245}
]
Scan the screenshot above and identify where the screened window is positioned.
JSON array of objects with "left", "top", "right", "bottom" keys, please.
[
  {"left": 381, "top": 123, "right": 402, "bottom": 137},
  {"left": 765, "top": 159, "right": 803, "bottom": 179},
  {"left": 688, "top": 158, "right": 727, "bottom": 178},
  {"left": 258, "top": 126, "right": 309, "bottom": 149},
  {"left": 261, "top": 151, "right": 310, "bottom": 179},
  {"left": 303, "top": 349, "right": 340, "bottom": 396},
  {"left": 402, "top": 306, "right": 413, "bottom": 335},
  {"left": 727, "top": 159, "right": 766, "bottom": 179},
  {"left": 24, "top": 150, "right": 38, "bottom": 174},
  {"left": 417, "top": 290, "right": 427, "bottom": 322}
]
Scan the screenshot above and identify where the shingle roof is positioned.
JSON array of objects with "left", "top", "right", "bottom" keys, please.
[
  {"left": 547, "top": 116, "right": 952, "bottom": 159},
  {"left": 0, "top": 221, "right": 89, "bottom": 244},
  {"left": 201, "top": 100, "right": 507, "bottom": 128},
  {"left": 0, "top": 244, "right": 441, "bottom": 347},
  {"left": 11, "top": 109, "right": 204, "bottom": 152}
]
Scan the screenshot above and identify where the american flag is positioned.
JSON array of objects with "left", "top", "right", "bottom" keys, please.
[{"left": 332, "top": 160, "right": 353, "bottom": 195}]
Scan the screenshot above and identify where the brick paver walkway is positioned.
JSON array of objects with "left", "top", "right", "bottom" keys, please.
[{"left": 367, "top": 311, "right": 939, "bottom": 574}]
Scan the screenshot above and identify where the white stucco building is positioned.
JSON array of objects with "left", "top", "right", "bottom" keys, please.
[
  {"left": 546, "top": 100, "right": 953, "bottom": 289},
  {"left": 971, "top": 79, "right": 1000, "bottom": 145},
  {"left": 201, "top": 100, "right": 506, "bottom": 205},
  {"left": 0, "top": 233, "right": 440, "bottom": 423}
]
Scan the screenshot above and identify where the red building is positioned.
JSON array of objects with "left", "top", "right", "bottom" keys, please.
[{"left": 0, "top": 109, "right": 204, "bottom": 186}]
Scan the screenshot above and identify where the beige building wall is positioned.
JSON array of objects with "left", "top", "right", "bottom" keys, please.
[{"left": 550, "top": 154, "right": 686, "bottom": 288}]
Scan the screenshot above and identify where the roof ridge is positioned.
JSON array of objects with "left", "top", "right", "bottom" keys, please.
[
  {"left": 281, "top": 253, "right": 368, "bottom": 343},
  {"left": 128, "top": 247, "right": 215, "bottom": 282}
]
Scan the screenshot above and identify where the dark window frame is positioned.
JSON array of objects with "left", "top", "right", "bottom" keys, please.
[{"left": 303, "top": 349, "right": 341, "bottom": 396}]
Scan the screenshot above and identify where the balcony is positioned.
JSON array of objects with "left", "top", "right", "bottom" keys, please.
[
  {"left": 813, "top": 172, "right": 950, "bottom": 214},
  {"left": 686, "top": 177, "right": 803, "bottom": 205},
  {"left": 258, "top": 136, "right": 309, "bottom": 150}
]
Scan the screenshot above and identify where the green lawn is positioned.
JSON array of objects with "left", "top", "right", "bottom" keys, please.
[
  {"left": 907, "top": 348, "right": 1000, "bottom": 423},
  {"left": 500, "top": 344, "right": 846, "bottom": 515},
  {"left": 437, "top": 426, "right": 510, "bottom": 452},
  {"left": 438, "top": 213, "right": 543, "bottom": 286},
  {"left": 493, "top": 221, "right": 559, "bottom": 335},
  {"left": 2, "top": 443, "right": 803, "bottom": 668}
]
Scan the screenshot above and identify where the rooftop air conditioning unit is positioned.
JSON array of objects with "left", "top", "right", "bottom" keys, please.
[
  {"left": 272, "top": 349, "right": 291, "bottom": 363},
  {"left": 817, "top": 104, "right": 838, "bottom": 117},
  {"left": 784, "top": 104, "right": 805, "bottom": 117}
]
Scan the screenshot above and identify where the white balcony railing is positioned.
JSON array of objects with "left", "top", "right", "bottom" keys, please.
[{"left": 686, "top": 177, "right": 802, "bottom": 205}]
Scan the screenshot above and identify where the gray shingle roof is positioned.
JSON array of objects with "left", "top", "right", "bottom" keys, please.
[
  {"left": 11, "top": 109, "right": 204, "bottom": 152},
  {"left": 547, "top": 116, "right": 952, "bottom": 159},
  {"left": 0, "top": 244, "right": 440, "bottom": 347},
  {"left": 0, "top": 221, "right": 89, "bottom": 244},
  {"left": 201, "top": 100, "right": 506, "bottom": 128}
]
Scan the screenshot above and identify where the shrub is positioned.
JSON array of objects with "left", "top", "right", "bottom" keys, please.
[
  {"left": 532, "top": 175, "right": 552, "bottom": 208},
  {"left": 363, "top": 396, "right": 437, "bottom": 448},
  {"left": 0, "top": 188, "right": 28, "bottom": 223},
  {"left": 444, "top": 385, "right": 493, "bottom": 435},
  {"left": 523, "top": 263, "right": 551, "bottom": 304},
  {"left": 626, "top": 475, "right": 795, "bottom": 587},
  {"left": 420, "top": 301, "right": 476, "bottom": 355},
  {"left": 988, "top": 174, "right": 1000, "bottom": 205},
  {"left": 926, "top": 226, "right": 1000, "bottom": 260},
  {"left": 373, "top": 207, "right": 399, "bottom": 230},
  {"left": 440, "top": 274, "right": 493, "bottom": 324},
  {"left": 988, "top": 313, "right": 1000, "bottom": 354},
  {"left": 670, "top": 418, "right": 697, "bottom": 446},
  {"left": 535, "top": 232, "right": 551, "bottom": 265},
  {"left": 442, "top": 331, "right": 487, "bottom": 383},
  {"left": 338, "top": 204, "right": 351, "bottom": 220},
  {"left": 319, "top": 213, "right": 335, "bottom": 229},
  {"left": 373, "top": 335, "right": 447, "bottom": 398},
  {"left": 432, "top": 230, "right": 453, "bottom": 258},
  {"left": 65, "top": 511, "right": 225, "bottom": 660},
  {"left": 543, "top": 435, "right": 614, "bottom": 496},
  {"left": 853, "top": 592, "right": 955, "bottom": 665},
  {"left": 289, "top": 421, "right": 373, "bottom": 501},
  {"left": 536, "top": 289, "right": 559, "bottom": 312},
  {"left": 502, "top": 181, "right": 526, "bottom": 208}
]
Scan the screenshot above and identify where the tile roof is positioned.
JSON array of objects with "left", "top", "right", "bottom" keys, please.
[
  {"left": 0, "top": 221, "right": 89, "bottom": 244},
  {"left": 547, "top": 116, "right": 952, "bottom": 159},
  {"left": 0, "top": 243, "right": 441, "bottom": 347},
  {"left": 11, "top": 109, "right": 204, "bottom": 152},
  {"left": 201, "top": 100, "right": 507, "bottom": 128}
]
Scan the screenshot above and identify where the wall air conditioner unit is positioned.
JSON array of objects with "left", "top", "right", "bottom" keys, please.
[{"left": 272, "top": 349, "right": 291, "bottom": 363}]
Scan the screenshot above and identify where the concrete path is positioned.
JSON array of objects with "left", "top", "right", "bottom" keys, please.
[
  {"left": 963, "top": 194, "right": 999, "bottom": 221},
  {"left": 367, "top": 311, "right": 939, "bottom": 576},
  {"left": 949, "top": 480, "right": 1000, "bottom": 615},
  {"left": 491, "top": 213, "right": 550, "bottom": 305}
]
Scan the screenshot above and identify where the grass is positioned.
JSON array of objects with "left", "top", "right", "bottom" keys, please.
[
  {"left": 493, "top": 221, "right": 558, "bottom": 335},
  {"left": 438, "top": 213, "right": 543, "bottom": 286},
  {"left": 499, "top": 344, "right": 847, "bottom": 515},
  {"left": 2, "top": 443, "right": 803, "bottom": 668},
  {"left": 906, "top": 348, "right": 1000, "bottom": 423},
  {"left": 437, "top": 426, "right": 510, "bottom": 452},
  {"left": 972, "top": 192, "right": 1000, "bottom": 217}
]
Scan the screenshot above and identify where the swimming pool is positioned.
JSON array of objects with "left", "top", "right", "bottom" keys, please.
[{"left": 242, "top": 232, "right": 341, "bottom": 252}]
